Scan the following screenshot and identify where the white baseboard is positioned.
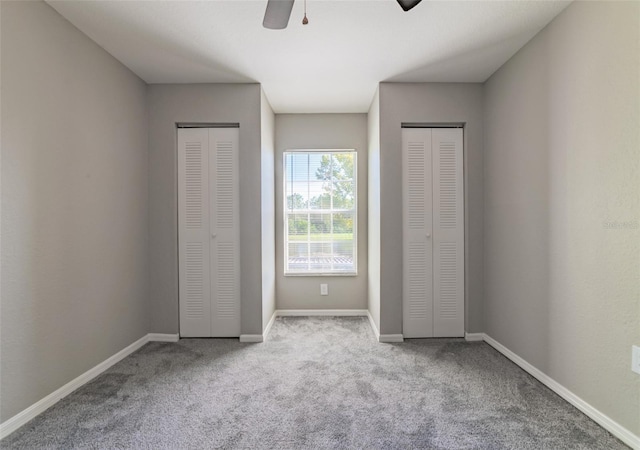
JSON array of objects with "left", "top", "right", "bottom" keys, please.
[
  {"left": 148, "top": 333, "right": 179, "bottom": 343},
  {"left": 379, "top": 334, "right": 404, "bottom": 343},
  {"left": 240, "top": 311, "right": 278, "bottom": 343},
  {"left": 364, "top": 311, "right": 404, "bottom": 343},
  {"left": 273, "top": 309, "right": 403, "bottom": 343},
  {"left": 239, "top": 334, "right": 263, "bottom": 343},
  {"left": 275, "top": 309, "right": 368, "bottom": 317},
  {"left": 366, "top": 311, "right": 381, "bottom": 341},
  {"left": 464, "top": 332, "right": 484, "bottom": 342},
  {"left": 263, "top": 310, "right": 277, "bottom": 338},
  {"left": 0, "top": 333, "right": 156, "bottom": 439},
  {"left": 257, "top": 309, "right": 369, "bottom": 341},
  {"left": 483, "top": 333, "right": 640, "bottom": 449}
]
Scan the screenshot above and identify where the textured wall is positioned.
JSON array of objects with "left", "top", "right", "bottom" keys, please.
[
  {"left": 1, "top": 1, "right": 149, "bottom": 422},
  {"left": 483, "top": 0, "right": 640, "bottom": 435},
  {"left": 147, "top": 84, "right": 264, "bottom": 336},
  {"left": 261, "top": 90, "right": 276, "bottom": 330},
  {"left": 274, "top": 114, "right": 368, "bottom": 311},
  {"left": 378, "top": 83, "right": 484, "bottom": 335}
]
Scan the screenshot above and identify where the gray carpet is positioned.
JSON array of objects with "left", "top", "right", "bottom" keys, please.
[{"left": 2, "top": 317, "right": 627, "bottom": 449}]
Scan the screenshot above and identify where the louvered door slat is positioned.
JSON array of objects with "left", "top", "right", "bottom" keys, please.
[
  {"left": 407, "top": 142, "right": 426, "bottom": 230},
  {"left": 178, "top": 129, "right": 212, "bottom": 337},
  {"left": 407, "top": 243, "right": 428, "bottom": 319},
  {"left": 215, "top": 141, "right": 234, "bottom": 229}
]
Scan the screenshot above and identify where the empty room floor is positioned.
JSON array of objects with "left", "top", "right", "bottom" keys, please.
[{"left": 2, "top": 317, "right": 627, "bottom": 449}]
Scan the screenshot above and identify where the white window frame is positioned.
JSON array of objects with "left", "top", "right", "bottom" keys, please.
[{"left": 283, "top": 149, "right": 357, "bottom": 276}]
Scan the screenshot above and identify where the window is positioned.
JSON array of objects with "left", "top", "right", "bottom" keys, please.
[{"left": 284, "top": 151, "right": 357, "bottom": 275}]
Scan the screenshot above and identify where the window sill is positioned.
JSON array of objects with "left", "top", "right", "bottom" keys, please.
[{"left": 284, "top": 272, "right": 358, "bottom": 277}]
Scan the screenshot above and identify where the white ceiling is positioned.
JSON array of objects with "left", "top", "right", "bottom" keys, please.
[{"left": 47, "top": 0, "right": 570, "bottom": 113}]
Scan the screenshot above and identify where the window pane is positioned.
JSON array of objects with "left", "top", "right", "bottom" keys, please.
[
  {"left": 331, "top": 154, "right": 354, "bottom": 181},
  {"left": 310, "top": 193, "right": 331, "bottom": 210},
  {"left": 309, "top": 243, "right": 332, "bottom": 271},
  {"left": 333, "top": 240, "right": 354, "bottom": 257},
  {"left": 286, "top": 190, "right": 308, "bottom": 210},
  {"left": 333, "top": 212, "right": 353, "bottom": 235},
  {"left": 332, "top": 181, "right": 354, "bottom": 209},
  {"left": 310, "top": 153, "right": 331, "bottom": 181},
  {"left": 310, "top": 213, "right": 331, "bottom": 238},
  {"left": 310, "top": 242, "right": 332, "bottom": 256},
  {"left": 288, "top": 153, "right": 309, "bottom": 180},
  {"left": 287, "top": 213, "right": 308, "bottom": 240},
  {"left": 288, "top": 243, "right": 309, "bottom": 271},
  {"left": 288, "top": 242, "right": 308, "bottom": 257},
  {"left": 308, "top": 181, "right": 330, "bottom": 209},
  {"left": 309, "top": 154, "right": 327, "bottom": 180},
  {"left": 333, "top": 240, "right": 354, "bottom": 271}
]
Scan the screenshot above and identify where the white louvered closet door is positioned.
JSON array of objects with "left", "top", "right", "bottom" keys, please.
[
  {"left": 208, "top": 128, "right": 240, "bottom": 337},
  {"left": 432, "top": 129, "right": 464, "bottom": 336},
  {"left": 403, "top": 128, "right": 434, "bottom": 338},
  {"left": 178, "top": 129, "right": 212, "bottom": 337},
  {"left": 178, "top": 127, "right": 240, "bottom": 338},
  {"left": 402, "top": 128, "right": 464, "bottom": 338}
]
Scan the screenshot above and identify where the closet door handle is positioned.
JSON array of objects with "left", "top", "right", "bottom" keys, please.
[
  {"left": 211, "top": 233, "right": 217, "bottom": 239},
  {"left": 426, "top": 233, "right": 431, "bottom": 238}
]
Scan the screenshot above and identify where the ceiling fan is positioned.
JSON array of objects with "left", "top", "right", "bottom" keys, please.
[{"left": 263, "top": 0, "right": 422, "bottom": 29}]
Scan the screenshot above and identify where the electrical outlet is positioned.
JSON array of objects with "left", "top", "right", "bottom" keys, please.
[
  {"left": 320, "top": 284, "right": 328, "bottom": 296},
  {"left": 632, "top": 346, "right": 640, "bottom": 375}
]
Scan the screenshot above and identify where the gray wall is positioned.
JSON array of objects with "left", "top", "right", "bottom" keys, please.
[
  {"left": 1, "top": 1, "right": 149, "bottom": 422},
  {"left": 261, "top": 90, "right": 276, "bottom": 330},
  {"left": 378, "top": 83, "right": 484, "bottom": 335},
  {"left": 367, "top": 90, "right": 381, "bottom": 331},
  {"left": 483, "top": 1, "right": 640, "bottom": 435},
  {"left": 148, "top": 84, "right": 264, "bottom": 336},
  {"left": 275, "top": 114, "right": 368, "bottom": 310}
]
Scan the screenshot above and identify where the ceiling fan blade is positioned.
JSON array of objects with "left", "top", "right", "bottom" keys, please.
[
  {"left": 396, "top": 0, "right": 422, "bottom": 12},
  {"left": 263, "top": 0, "right": 295, "bottom": 29}
]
